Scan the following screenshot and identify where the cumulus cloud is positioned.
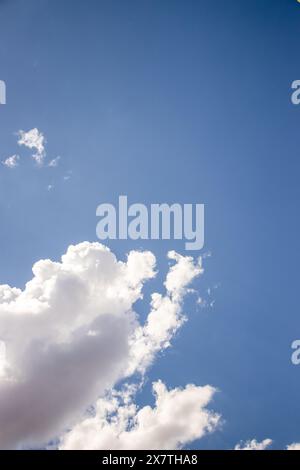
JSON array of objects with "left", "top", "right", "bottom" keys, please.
[
  {"left": 287, "top": 443, "right": 300, "bottom": 450},
  {"left": 127, "top": 251, "right": 203, "bottom": 375},
  {"left": 17, "top": 128, "right": 46, "bottom": 165},
  {"left": 0, "top": 342, "right": 7, "bottom": 378},
  {"left": 60, "top": 380, "right": 220, "bottom": 450},
  {"left": 0, "top": 242, "right": 209, "bottom": 449},
  {"left": 235, "top": 438, "right": 272, "bottom": 450},
  {"left": 2, "top": 154, "right": 19, "bottom": 168}
]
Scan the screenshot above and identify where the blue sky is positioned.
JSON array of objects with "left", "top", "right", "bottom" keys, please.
[{"left": 0, "top": 0, "right": 300, "bottom": 450}]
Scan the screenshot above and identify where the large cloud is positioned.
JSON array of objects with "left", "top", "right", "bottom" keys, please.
[
  {"left": 0, "top": 242, "right": 211, "bottom": 449},
  {"left": 60, "top": 380, "right": 219, "bottom": 450}
]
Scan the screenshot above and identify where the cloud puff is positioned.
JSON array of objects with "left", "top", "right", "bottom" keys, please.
[
  {"left": 0, "top": 242, "right": 207, "bottom": 449},
  {"left": 60, "top": 380, "right": 219, "bottom": 450},
  {"left": 17, "top": 128, "right": 45, "bottom": 165},
  {"left": 287, "top": 443, "right": 300, "bottom": 450},
  {"left": 2, "top": 154, "right": 19, "bottom": 168},
  {"left": 235, "top": 438, "right": 272, "bottom": 450}
]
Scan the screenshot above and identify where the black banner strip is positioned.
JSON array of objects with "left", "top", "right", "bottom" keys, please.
[{"left": 0, "top": 450, "right": 299, "bottom": 467}]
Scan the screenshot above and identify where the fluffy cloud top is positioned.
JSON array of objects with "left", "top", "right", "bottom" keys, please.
[
  {"left": 0, "top": 242, "right": 214, "bottom": 450},
  {"left": 235, "top": 438, "right": 272, "bottom": 450},
  {"left": 60, "top": 380, "right": 219, "bottom": 450},
  {"left": 17, "top": 128, "right": 45, "bottom": 165}
]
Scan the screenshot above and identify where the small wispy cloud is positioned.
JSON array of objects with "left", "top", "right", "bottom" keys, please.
[
  {"left": 235, "top": 438, "right": 273, "bottom": 450},
  {"left": 48, "top": 156, "right": 61, "bottom": 167},
  {"left": 17, "top": 128, "right": 46, "bottom": 166},
  {"left": 2, "top": 154, "right": 20, "bottom": 168},
  {"left": 63, "top": 170, "right": 72, "bottom": 181}
]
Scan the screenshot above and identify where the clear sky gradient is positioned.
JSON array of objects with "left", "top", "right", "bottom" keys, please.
[{"left": 0, "top": 0, "right": 299, "bottom": 449}]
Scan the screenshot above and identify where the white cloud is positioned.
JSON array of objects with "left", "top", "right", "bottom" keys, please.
[
  {"left": 48, "top": 156, "right": 60, "bottom": 167},
  {"left": 0, "top": 242, "right": 208, "bottom": 449},
  {"left": 2, "top": 154, "right": 19, "bottom": 168},
  {"left": 17, "top": 128, "right": 46, "bottom": 165},
  {"left": 127, "top": 251, "right": 202, "bottom": 375},
  {"left": 235, "top": 438, "right": 272, "bottom": 450},
  {"left": 60, "top": 380, "right": 219, "bottom": 450},
  {"left": 63, "top": 171, "right": 72, "bottom": 181},
  {"left": 0, "top": 342, "right": 7, "bottom": 378},
  {"left": 287, "top": 443, "right": 300, "bottom": 450}
]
